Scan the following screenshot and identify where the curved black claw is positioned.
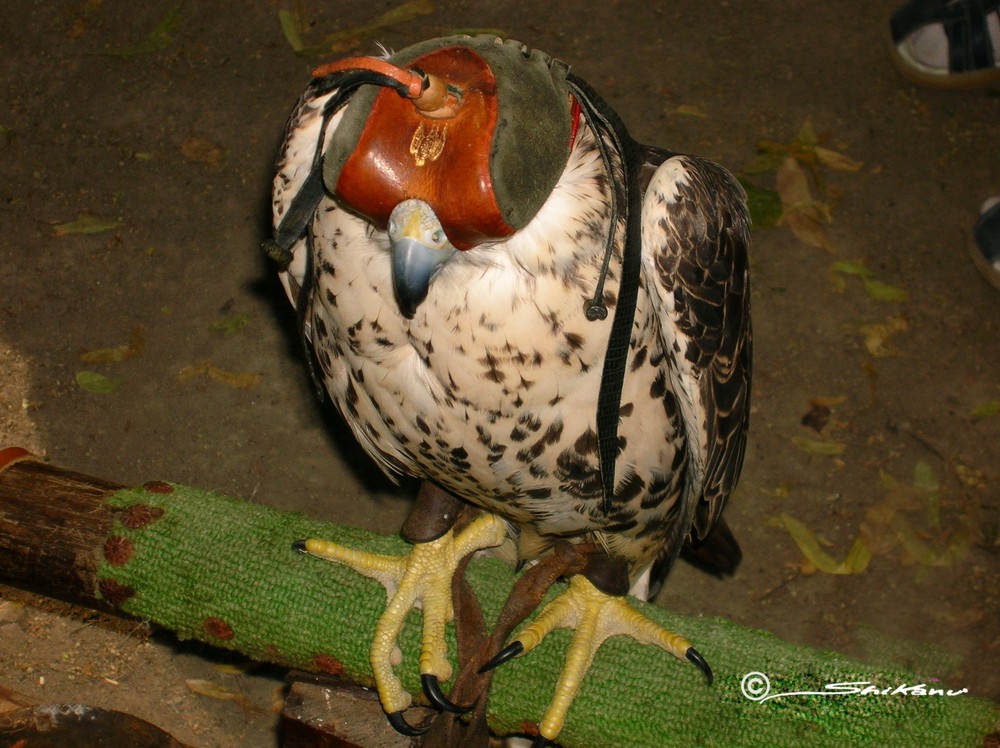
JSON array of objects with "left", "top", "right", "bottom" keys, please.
[
  {"left": 387, "top": 709, "right": 430, "bottom": 737},
  {"left": 686, "top": 646, "right": 714, "bottom": 685},
  {"left": 291, "top": 539, "right": 308, "bottom": 554},
  {"left": 421, "top": 673, "right": 472, "bottom": 714},
  {"left": 478, "top": 640, "right": 525, "bottom": 674}
]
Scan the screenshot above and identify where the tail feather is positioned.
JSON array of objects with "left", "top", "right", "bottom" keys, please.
[{"left": 647, "top": 517, "right": 742, "bottom": 599}]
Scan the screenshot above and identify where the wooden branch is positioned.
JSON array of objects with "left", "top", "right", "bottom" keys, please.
[
  {"left": 0, "top": 447, "right": 122, "bottom": 609},
  {"left": 0, "top": 447, "right": 997, "bottom": 748}
]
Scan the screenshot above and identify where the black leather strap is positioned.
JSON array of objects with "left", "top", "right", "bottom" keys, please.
[{"left": 566, "top": 74, "right": 643, "bottom": 515}]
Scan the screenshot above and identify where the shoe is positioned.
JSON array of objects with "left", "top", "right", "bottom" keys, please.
[
  {"left": 889, "top": 0, "right": 1000, "bottom": 88},
  {"left": 970, "top": 197, "right": 1000, "bottom": 292}
]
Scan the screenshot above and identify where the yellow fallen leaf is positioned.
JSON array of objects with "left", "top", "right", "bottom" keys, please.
[
  {"left": 890, "top": 514, "right": 970, "bottom": 568},
  {"left": 971, "top": 400, "right": 1000, "bottom": 419},
  {"left": 52, "top": 214, "right": 123, "bottom": 236},
  {"left": 206, "top": 366, "right": 261, "bottom": 389},
  {"left": 768, "top": 513, "right": 872, "bottom": 574},
  {"left": 185, "top": 678, "right": 254, "bottom": 709},
  {"left": 177, "top": 360, "right": 260, "bottom": 389},
  {"left": 674, "top": 104, "right": 709, "bottom": 118},
  {"left": 862, "top": 276, "right": 908, "bottom": 303},
  {"left": 955, "top": 464, "right": 986, "bottom": 488},
  {"left": 79, "top": 325, "right": 145, "bottom": 363},
  {"left": 815, "top": 146, "right": 863, "bottom": 172},
  {"left": 791, "top": 435, "right": 846, "bottom": 455},
  {"left": 211, "top": 661, "right": 258, "bottom": 675},
  {"left": 860, "top": 315, "right": 909, "bottom": 357}
]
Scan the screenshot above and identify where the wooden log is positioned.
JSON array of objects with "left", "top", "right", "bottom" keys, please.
[
  {"left": 0, "top": 447, "right": 997, "bottom": 748},
  {"left": 0, "top": 447, "right": 123, "bottom": 610}
]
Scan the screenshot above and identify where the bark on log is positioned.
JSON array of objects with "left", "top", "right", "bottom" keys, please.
[{"left": 0, "top": 447, "right": 122, "bottom": 609}]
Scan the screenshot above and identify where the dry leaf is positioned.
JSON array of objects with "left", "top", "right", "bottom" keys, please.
[
  {"left": 177, "top": 360, "right": 261, "bottom": 389},
  {"left": 862, "top": 276, "right": 909, "bottom": 303},
  {"left": 181, "top": 136, "right": 225, "bottom": 166},
  {"left": 955, "top": 464, "right": 987, "bottom": 488},
  {"left": 186, "top": 679, "right": 249, "bottom": 706},
  {"left": 776, "top": 157, "right": 836, "bottom": 252},
  {"left": 53, "top": 214, "right": 122, "bottom": 236},
  {"left": 674, "top": 104, "right": 709, "bottom": 118},
  {"left": 211, "top": 661, "right": 258, "bottom": 675},
  {"left": 768, "top": 513, "right": 872, "bottom": 574},
  {"left": 860, "top": 315, "right": 909, "bottom": 357},
  {"left": 791, "top": 435, "right": 846, "bottom": 455},
  {"left": 815, "top": 146, "right": 863, "bottom": 172},
  {"left": 79, "top": 325, "right": 145, "bottom": 363}
]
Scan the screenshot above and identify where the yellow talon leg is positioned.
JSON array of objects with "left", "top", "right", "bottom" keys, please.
[
  {"left": 512, "top": 575, "right": 697, "bottom": 742},
  {"left": 297, "top": 511, "right": 507, "bottom": 716}
]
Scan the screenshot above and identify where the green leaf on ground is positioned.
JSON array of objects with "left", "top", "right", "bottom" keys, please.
[
  {"left": 76, "top": 370, "right": 122, "bottom": 394},
  {"left": 829, "top": 260, "right": 872, "bottom": 277},
  {"left": 209, "top": 314, "right": 251, "bottom": 334},
  {"left": 278, "top": 9, "right": 305, "bottom": 52},
  {"left": 971, "top": 400, "right": 1000, "bottom": 419},
  {"left": 862, "top": 276, "right": 909, "bottom": 302},
  {"left": 738, "top": 178, "right": 782, "bottom": 228},
  {"left": 53, "top": 214, "right": 123, "bottom": 235}
]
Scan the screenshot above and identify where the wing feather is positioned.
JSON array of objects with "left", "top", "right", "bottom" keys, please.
[{"left": 640, "top": 154, "right": 751, "bottom": 539}]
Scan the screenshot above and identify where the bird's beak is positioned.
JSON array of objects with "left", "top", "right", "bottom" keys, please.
[{"left": 390, "top": 236, "right": 457, "bottom": 318}]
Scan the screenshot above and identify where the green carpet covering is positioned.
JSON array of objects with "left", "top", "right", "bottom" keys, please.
[{"left": 96, "top": 482, "right": 998, "bottom": 747}]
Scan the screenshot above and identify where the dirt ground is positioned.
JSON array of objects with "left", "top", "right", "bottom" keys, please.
[{"left": 1, "top": 1, "right": 998, "bottom": 746}]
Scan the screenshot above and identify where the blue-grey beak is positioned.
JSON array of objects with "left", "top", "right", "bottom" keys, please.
[
  {"left": 391, "top": 237, "right": 457, "bottom": 318},
  {"left": 387, "top": 199, "right": 457, "bottom": 318}
]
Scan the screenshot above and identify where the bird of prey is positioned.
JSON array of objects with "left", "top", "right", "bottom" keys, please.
[{"left": 268, "top": 36, "right": 750, "bottom": 744}]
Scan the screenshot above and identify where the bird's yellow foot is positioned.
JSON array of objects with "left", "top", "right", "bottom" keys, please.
[
  {"left": 294, "top": 512, "right": 507, "bottom": 734},
  {"left": 482, "top": 574, "right": 712, "bottom": 743}
]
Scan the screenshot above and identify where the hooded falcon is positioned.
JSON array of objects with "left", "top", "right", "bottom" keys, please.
[{"left": 268, "top": 36, "right": 751, "bottom": 744}]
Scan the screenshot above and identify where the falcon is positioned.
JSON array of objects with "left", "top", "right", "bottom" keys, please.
[{"left": 268, "top": 36, "right": 751, "bottom": 744}]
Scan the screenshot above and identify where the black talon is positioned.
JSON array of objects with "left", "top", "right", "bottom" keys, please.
[
  {"left": 422, "top": 673, "right": 472, "bottom": 714},
  {"left": 291, "top": 539, "right": 308, "bottom": 553},
  {"left": 686, "top": 646, "right": 714, "bottom": 685},
  {"left": 387, "top": 709, "right": 430, "bottom": 736},
  {"left": 478, "top": 640, "right": 524, "bottom": 674}
]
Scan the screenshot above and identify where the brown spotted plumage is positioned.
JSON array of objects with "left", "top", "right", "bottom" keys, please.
[
  {"left": 272, "top": 49, "right": 750, "bottom": 740},
  {"left": 274, "top": 104, "right": 750, "bottom": 584}
]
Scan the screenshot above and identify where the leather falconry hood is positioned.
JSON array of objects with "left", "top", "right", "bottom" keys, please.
[{"left": 314, "top": 35, "right": 577, "bottom": 250}]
